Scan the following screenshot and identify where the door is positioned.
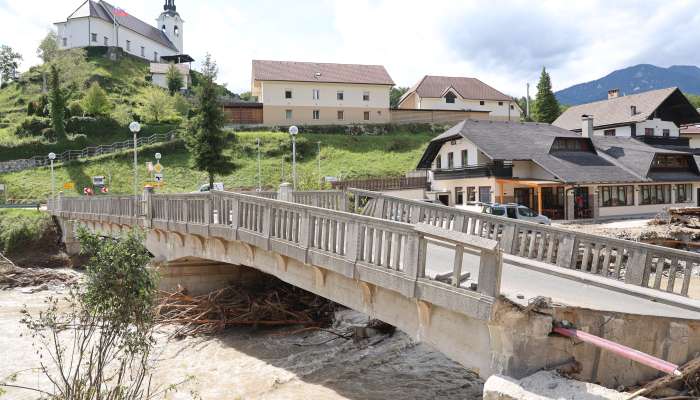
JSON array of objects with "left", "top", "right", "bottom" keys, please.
[
  {"left": 574, "top": 187, "right": 591, "bottom": 219},
  {"left": 697, "top": 189, "right": 700, "bottom": 207}
]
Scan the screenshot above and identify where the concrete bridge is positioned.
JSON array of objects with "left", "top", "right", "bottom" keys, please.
[{"left": 49, "top": 186, "right": 700, "bottom": 388}]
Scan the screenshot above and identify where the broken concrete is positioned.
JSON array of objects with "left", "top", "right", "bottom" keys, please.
[{"left": 483, "top": 371, "right": 649, "bottom": 400}]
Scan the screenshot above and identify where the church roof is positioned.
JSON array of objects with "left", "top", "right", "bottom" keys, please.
[{"left": 70, "top": 1, "right": 179, "bottom": 52}]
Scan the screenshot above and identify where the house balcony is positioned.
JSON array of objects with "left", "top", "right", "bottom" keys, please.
[{"left": 432, "top": 164, "right": 513, "bottom": 180}]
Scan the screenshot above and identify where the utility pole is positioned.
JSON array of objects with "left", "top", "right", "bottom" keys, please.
[
  {"left": 526, "top": 82, "right": 531, "bottom": 119},
  {"left": 256, "top": 138, "right": 262, "bottom": 191}
]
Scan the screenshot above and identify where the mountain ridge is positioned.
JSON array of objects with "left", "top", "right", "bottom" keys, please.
[{"left": 555, "top": 64, "right": 700, "bottom": 106}]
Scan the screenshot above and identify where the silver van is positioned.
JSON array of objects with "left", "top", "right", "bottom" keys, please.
[{"left": 482, "top": 203, "right": 551, "bottom": 225}]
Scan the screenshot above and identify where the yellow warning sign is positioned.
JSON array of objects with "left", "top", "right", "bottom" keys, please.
[
  {"left": 154, "top": 163, "right": 163, "bottom": 173},
  {"left": 63, "top": 182, "right": 75, "bottom": 190}
]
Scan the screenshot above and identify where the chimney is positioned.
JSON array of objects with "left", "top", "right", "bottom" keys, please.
[
  {"left": 608, "top": 89, "right": 620, "bottom": 99},
  {"left": 630, "top": 105, "right": 637, "bottom": 116},
  {"left": 581, "top": 115, "right": 594, "bottom": 138}
]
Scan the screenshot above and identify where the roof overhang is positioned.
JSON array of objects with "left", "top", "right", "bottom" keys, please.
[{"left": 161, "top": 54, "right": 195, "bottom": 63}]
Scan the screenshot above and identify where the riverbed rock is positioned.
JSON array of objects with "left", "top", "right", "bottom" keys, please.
[{"left": 483, "top": 371, "right": 649, "bottom": 399}]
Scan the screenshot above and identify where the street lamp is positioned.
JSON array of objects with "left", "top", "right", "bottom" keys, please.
[
  {"left": 48, "top": 152, "right": 56, "bottom": 198},
  {"left": 129, "top": 121, "right": 141, "bottom": 197},
  {"left": 256, "top": 138, "right": 262, "bottom": 191},
  {"left": 289, "top": 126, "right": 299, "bottom": 190},
  {"left": 317, "top": 141, "right": 322, "bottom": 188},
  {"left": 155, "top": 152, "right": 162, "bottom": 161}
]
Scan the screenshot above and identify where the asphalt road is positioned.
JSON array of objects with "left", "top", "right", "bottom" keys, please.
[{"left": 425, "top": 242, "right": 700, "bottom": 320}]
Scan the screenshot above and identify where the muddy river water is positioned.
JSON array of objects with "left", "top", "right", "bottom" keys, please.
[{"left": 0, "top": 290, "right": 484, "bottom": 399}]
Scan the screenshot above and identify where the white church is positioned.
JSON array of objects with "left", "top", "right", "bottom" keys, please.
[{"left": 55, "top": 0, "right": 186, "bottom": 63}]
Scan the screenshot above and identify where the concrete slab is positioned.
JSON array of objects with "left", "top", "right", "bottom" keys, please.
[{"left": 426, "top": 243, "right": 700, "bottom": 320}]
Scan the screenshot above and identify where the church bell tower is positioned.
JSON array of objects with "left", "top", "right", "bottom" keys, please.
[{"left": 157, "top": 0, "right": 184, "bottom": 53}]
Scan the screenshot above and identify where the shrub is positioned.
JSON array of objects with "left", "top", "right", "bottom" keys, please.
[
  {"left": 41, "top": 127, "right": 56, "bottom": 142},
  {"left": 14, "top": 116, "right": 51, "bottom": 137},
  {"left": 0, "top": 211, "right": 51, "bottom": 255},
  {"left": 173, "top": 93, "right": 190, "bottom": 118},
  {"left": 138, "top": 87, "right": 176, "bottom": 123},
  {"left": 68, "top": 101, "right": 84, "bottom": 117},
  {"left": 82, "top": 81, "right": 111, "bottom": 117},
  {"left": 66, "top": 116, "right": 122, "bottom": 136},
  {"left": 26, "top": 101, "right": 37, "bottom": 116}
]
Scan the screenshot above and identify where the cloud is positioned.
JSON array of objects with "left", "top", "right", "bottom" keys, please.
[{"left": 2, "top": 0, "right": 700, "bottom": 97}]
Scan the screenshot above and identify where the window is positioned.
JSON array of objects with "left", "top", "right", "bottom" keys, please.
[
  {"left": 337, "top": 110, "right": 344, "bottom": 120},
  {"left": 479, "top": 187, "right": 491, "bottom": 203},
  {"left": 62, "top": 37, "right": 68, "bottom": 47},
  {"left": 364, "top": 111, "right": 370, "bottom": 121},
  {"left": 518, "top": 207, "right": 537, "bottom": 217},
  {"left": 510, "top": 104, "right": 515, "bottom": 110},
  {"left": 550, "top": 138, "right": 594, "bottom": 152},
  {"left": 631, "top": 124, "right": 637, "bottom": 137},
  {"left": 447, "top": 152, "right": 454, "bottom": 169},
  {"left": 663, "top": 129, "right": 670, "bottom": 137},
  {"left": 363, "top": 92, "right": 370, "bottom": 101},
  {"left": 600, "top": 185, "right": 634, "bottom": 207},
  {"left": 455, "top": 187, "right": 464, "bottom": 205},
  {"left": 285, "top": 90, "right": 293, "bottom": 99},
  {"left": 153, "top": 52, "right": 158, "bottom": 62},
  {"left": 174, "top": 25, "right": 179, "bottom": 36},
  {"left": 466, "top": 187, "right": 476, "bottom": 202},
  {"left": 104, "top": 36, "right": 108, "bottom": 46},
  {"left": 645, "top": 128, "right": 654, "bottom": 136},
  {"left": 652, "top": 155, "right": 690, "bottom": 170},
  {"left": 435, "top": 155, "right": 442, "bottom": 169},
  {"left": 445, "top": 92, "right": 457, "bottom": 104},
  {"left": 677, "top": 184, "right": 693, "bottom": 203},
  {"left": 479, "top": 101, "right": 485, "bottom": 106},
  {"left": 91, "top": 33, "right": 97, "bottom": 42},
  {"left": 126, "top": 40, "right": 131, "bottom": 52},
  {"left": 604, "top": 129, "right": 616, "bottom": 136},
  {"left": 337, "top": 91, "right": 344, "bottom": 101},
  {"left": 312, "top": 89, "right": 320, "bottom": 100},
  {"left": 640, "top": 185, "right": 672, "bottom": 205},
  {"left": 140, "top": 46, "right": 145, "bottom": 57},
  {"left": 285, "top": 109, "right": 293, "bottom": 120},
  {"left": 498, "top": 101, "right": 504, "bottom": 106},
  {"left": 312, "top": 110, "right": 320, "bottom": 120},
  {"left": 461, "top": 149, "right": 468, "bottom": 167}
]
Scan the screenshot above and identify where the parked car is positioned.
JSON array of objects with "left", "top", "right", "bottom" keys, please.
[
  {"left": 195, "top": 182, "right": 225, "bottom": 192},
  {"left": 482, "top": 203, "right": 551, "bottom": 225}
]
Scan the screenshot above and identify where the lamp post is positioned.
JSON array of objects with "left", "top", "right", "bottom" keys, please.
[
  {"left": 317, "top": 141, "right": 322, "bottom": 188},
  {"left": 129, "top": 121, "right": 141, "bottom": 197},
  {"left": 289, "top": 126, "right": 299, "bottom": 190},
  {"left": 48, "top": 152, "right": 56, "bottom": 198},
  {"left": 256, "top": 138, "right": 261, "bottom": 191}
]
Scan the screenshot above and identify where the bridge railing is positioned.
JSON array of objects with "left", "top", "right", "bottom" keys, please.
[
  {"left": 50, "top": 194, "right": 142, "bottom": 218},
  {"left": 348, "top": 188, "right": 700, "bottom": 298},
  {"left": 291, "top": 190, "right": 348, "bottom": 211}
]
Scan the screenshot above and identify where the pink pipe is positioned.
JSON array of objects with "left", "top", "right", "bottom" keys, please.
[{"left": 553, "top": 327, "right": 682, "bottom": 376}]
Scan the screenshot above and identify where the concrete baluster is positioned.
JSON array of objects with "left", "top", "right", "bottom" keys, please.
[
  {"left": 556, "top": 235, "right": 576, "bottom": 269},
  {"left": 142, "top": 189, "right": 152, "bottom": 228},
  {"left": 625, "top": 248, "right": 650, "bottom": 286},
  {"left": 278, "top": 183, "right": 293, "bottom": 203},
  {"left": 452, "top": 244, "right": 464, "bottom": 287},
  {"left": 500, "top": 223, "right": 517, "bottom": 254},
  {"left": 477, "top": 248, "right": 503, "bottom": 297}
]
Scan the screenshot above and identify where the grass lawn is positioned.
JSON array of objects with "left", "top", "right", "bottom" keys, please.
[{"left": 0, "top": 130, "right": 434, "bottom": 200}]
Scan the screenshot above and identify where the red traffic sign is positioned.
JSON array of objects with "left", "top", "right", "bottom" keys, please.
[{"left": 100, "top": 186, "right": 109, "bottom": 194}]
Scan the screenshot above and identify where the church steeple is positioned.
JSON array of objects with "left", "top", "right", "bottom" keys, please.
[{"left": 163, "top": 0, "right": 176, "bottom": 13}]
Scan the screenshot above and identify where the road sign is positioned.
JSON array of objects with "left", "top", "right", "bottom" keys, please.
[
  {"left": 0, "top": 184, "right": 4, "bottom": 192},
  {"left": 63, "top": 182, "right": 75, "bottom": 190},
  {"left": 92, "top": 176, "right": 105, "bottom": 186},
  {"left": 100, "top": 186, "right": 109, "bottom": 194},
  {"left": 154, "top": 163, "right": 163, "bottom": 173},
  {"left": 154, "top": 173, "right": 164, "bottom": 183},
  {"left": 146, "top": 162, "right": 154, "bottom": 172}
]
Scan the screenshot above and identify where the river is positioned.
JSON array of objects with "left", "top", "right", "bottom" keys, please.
[{"left": 0, "top": 289, "right": 484, "bottom": 399}]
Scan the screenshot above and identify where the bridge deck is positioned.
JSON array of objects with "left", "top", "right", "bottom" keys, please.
[{"left": 427, "top": 243, "right": 700, "bottom": 320}]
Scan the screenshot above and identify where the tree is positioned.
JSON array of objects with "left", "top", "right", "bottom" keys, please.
[
  {"left": 533, "top": 67, "right": 561, "bottom": 124},
  {"left": 37, "top": 31, "right": 58, "bottom": 63},
  {"left": 173, "top": 92, "right": 191, "bottom": 117},
  {"left": 139, "top": 86, "right": 175, "bottom": 123},
  {"left": 48, "top": 64, "right": 67, "bottom": 139},
  {"left": 82, "top": 81, "right": 111, "bottom": 117},
  {"left": 185, "top": 54, "right": 235, "bottom": 189},
  {"left": 165, "top": 64, "right": 184, "bottom": 95},
  {"left": 390, "top": 86, "right": 409, "bottom": 108},
  {"left": 50, "top": 48, "right": 91, "bottom": 92},
  {"left": 0, "top": 45, "right": 22, "bottom": 86},
  {"left": 239, "top": 91, "right": 253, "bottom": 101}
]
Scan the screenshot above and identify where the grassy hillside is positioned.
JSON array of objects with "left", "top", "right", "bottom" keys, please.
[{"left": 0, "top": 130, "right": 434, "bottom": 200}]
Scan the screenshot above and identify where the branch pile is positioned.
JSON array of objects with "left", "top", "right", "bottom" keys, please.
[
  {"left": 156, "top": 283, "right": 336, "bottom": 338},
  {"left": 0, "top": 253, "right": 79, "bottom": 290}
]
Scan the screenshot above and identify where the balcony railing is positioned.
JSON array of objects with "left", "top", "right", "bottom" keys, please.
[{"left": 433, "top": 164, "right": 513, "bottom": 180}]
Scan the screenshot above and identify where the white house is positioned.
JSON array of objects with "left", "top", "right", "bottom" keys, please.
[
  {"left": 553, "top": 88, "right": 700, "bottom": 138},
  {"left": 150, "top": 63, "right": 190, "bottom": 91},
  {"left": 397, "top": 76, "right": 522, "bottom": 121},
  {"left": 54, "top": 0, "right": 184, "bottom": 63}
]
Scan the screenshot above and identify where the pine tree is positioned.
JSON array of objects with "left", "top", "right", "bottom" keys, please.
[
  {"left": 165, "top": 64, "right": 184, "bottom": 95},
  {"left": 49, "top": 64, "right": 67, "bottom": 139},
  {"left": 185, "top": 54, "right": 234, "bottom": 189},
  {"left": 533, "top": 67, "right": 561, "bottom": 124}
]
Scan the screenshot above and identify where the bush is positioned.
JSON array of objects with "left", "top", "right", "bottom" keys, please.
[
  {"left": 66, "top": 116, "right": 122, "bottom": 136},
  {"left": 41, "top": 127, "right": 56, "bottom": 142},
  {"left": 14, "top": 116, "right": 51, "bottom": 137},
  {"left": 0, "top": 211, "right": 51, "bottom": 255},
  {"left": 82, "top": 82, "right": 111, "bottom": 117},
  {"left": 26, "top": 101, "right": 37, "bottom": 116},
  {"left": 68, "top": 101, "right": 84, "bottom": 117}
]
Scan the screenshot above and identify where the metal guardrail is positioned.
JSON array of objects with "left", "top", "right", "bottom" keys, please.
[
  {"left": 348, "top": 188, "right": 700, "bottom": 299},
  {"left": 0, "top": 131, "right": 178, "bottom": 174}
]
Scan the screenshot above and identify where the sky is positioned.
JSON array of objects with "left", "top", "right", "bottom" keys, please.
[{"left": 2, "top": 0, "right": 700, "bottom": 97}]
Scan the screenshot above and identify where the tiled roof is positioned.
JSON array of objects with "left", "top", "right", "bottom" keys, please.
[
  {"left": 251, "top": 60, "right": 395, "bottom": 85},
  {"left": 418, "top": 119, "right": 700, "bottom": 184},
  {"left": 82, "top": 1, "right": 179, "bottom": 52},
  {"left": 553, "top": 87, "right": 677, "bottom": 131},
  {"left": 681, "top": 124, "right": 700, "bottom": 135},
  {"left": 399, "top": 75, "right": 513, "bottom": 105}
]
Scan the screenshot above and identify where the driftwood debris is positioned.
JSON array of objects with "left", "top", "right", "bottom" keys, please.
[
  {"left": 626, "top": 356, "right": 700, "bottom": 399},
  {"left": 0, "top": 252, "right": 78, "bottom": 290},
  {"left": 156, "top": 283, "right": 336, "bottom": 338}
]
